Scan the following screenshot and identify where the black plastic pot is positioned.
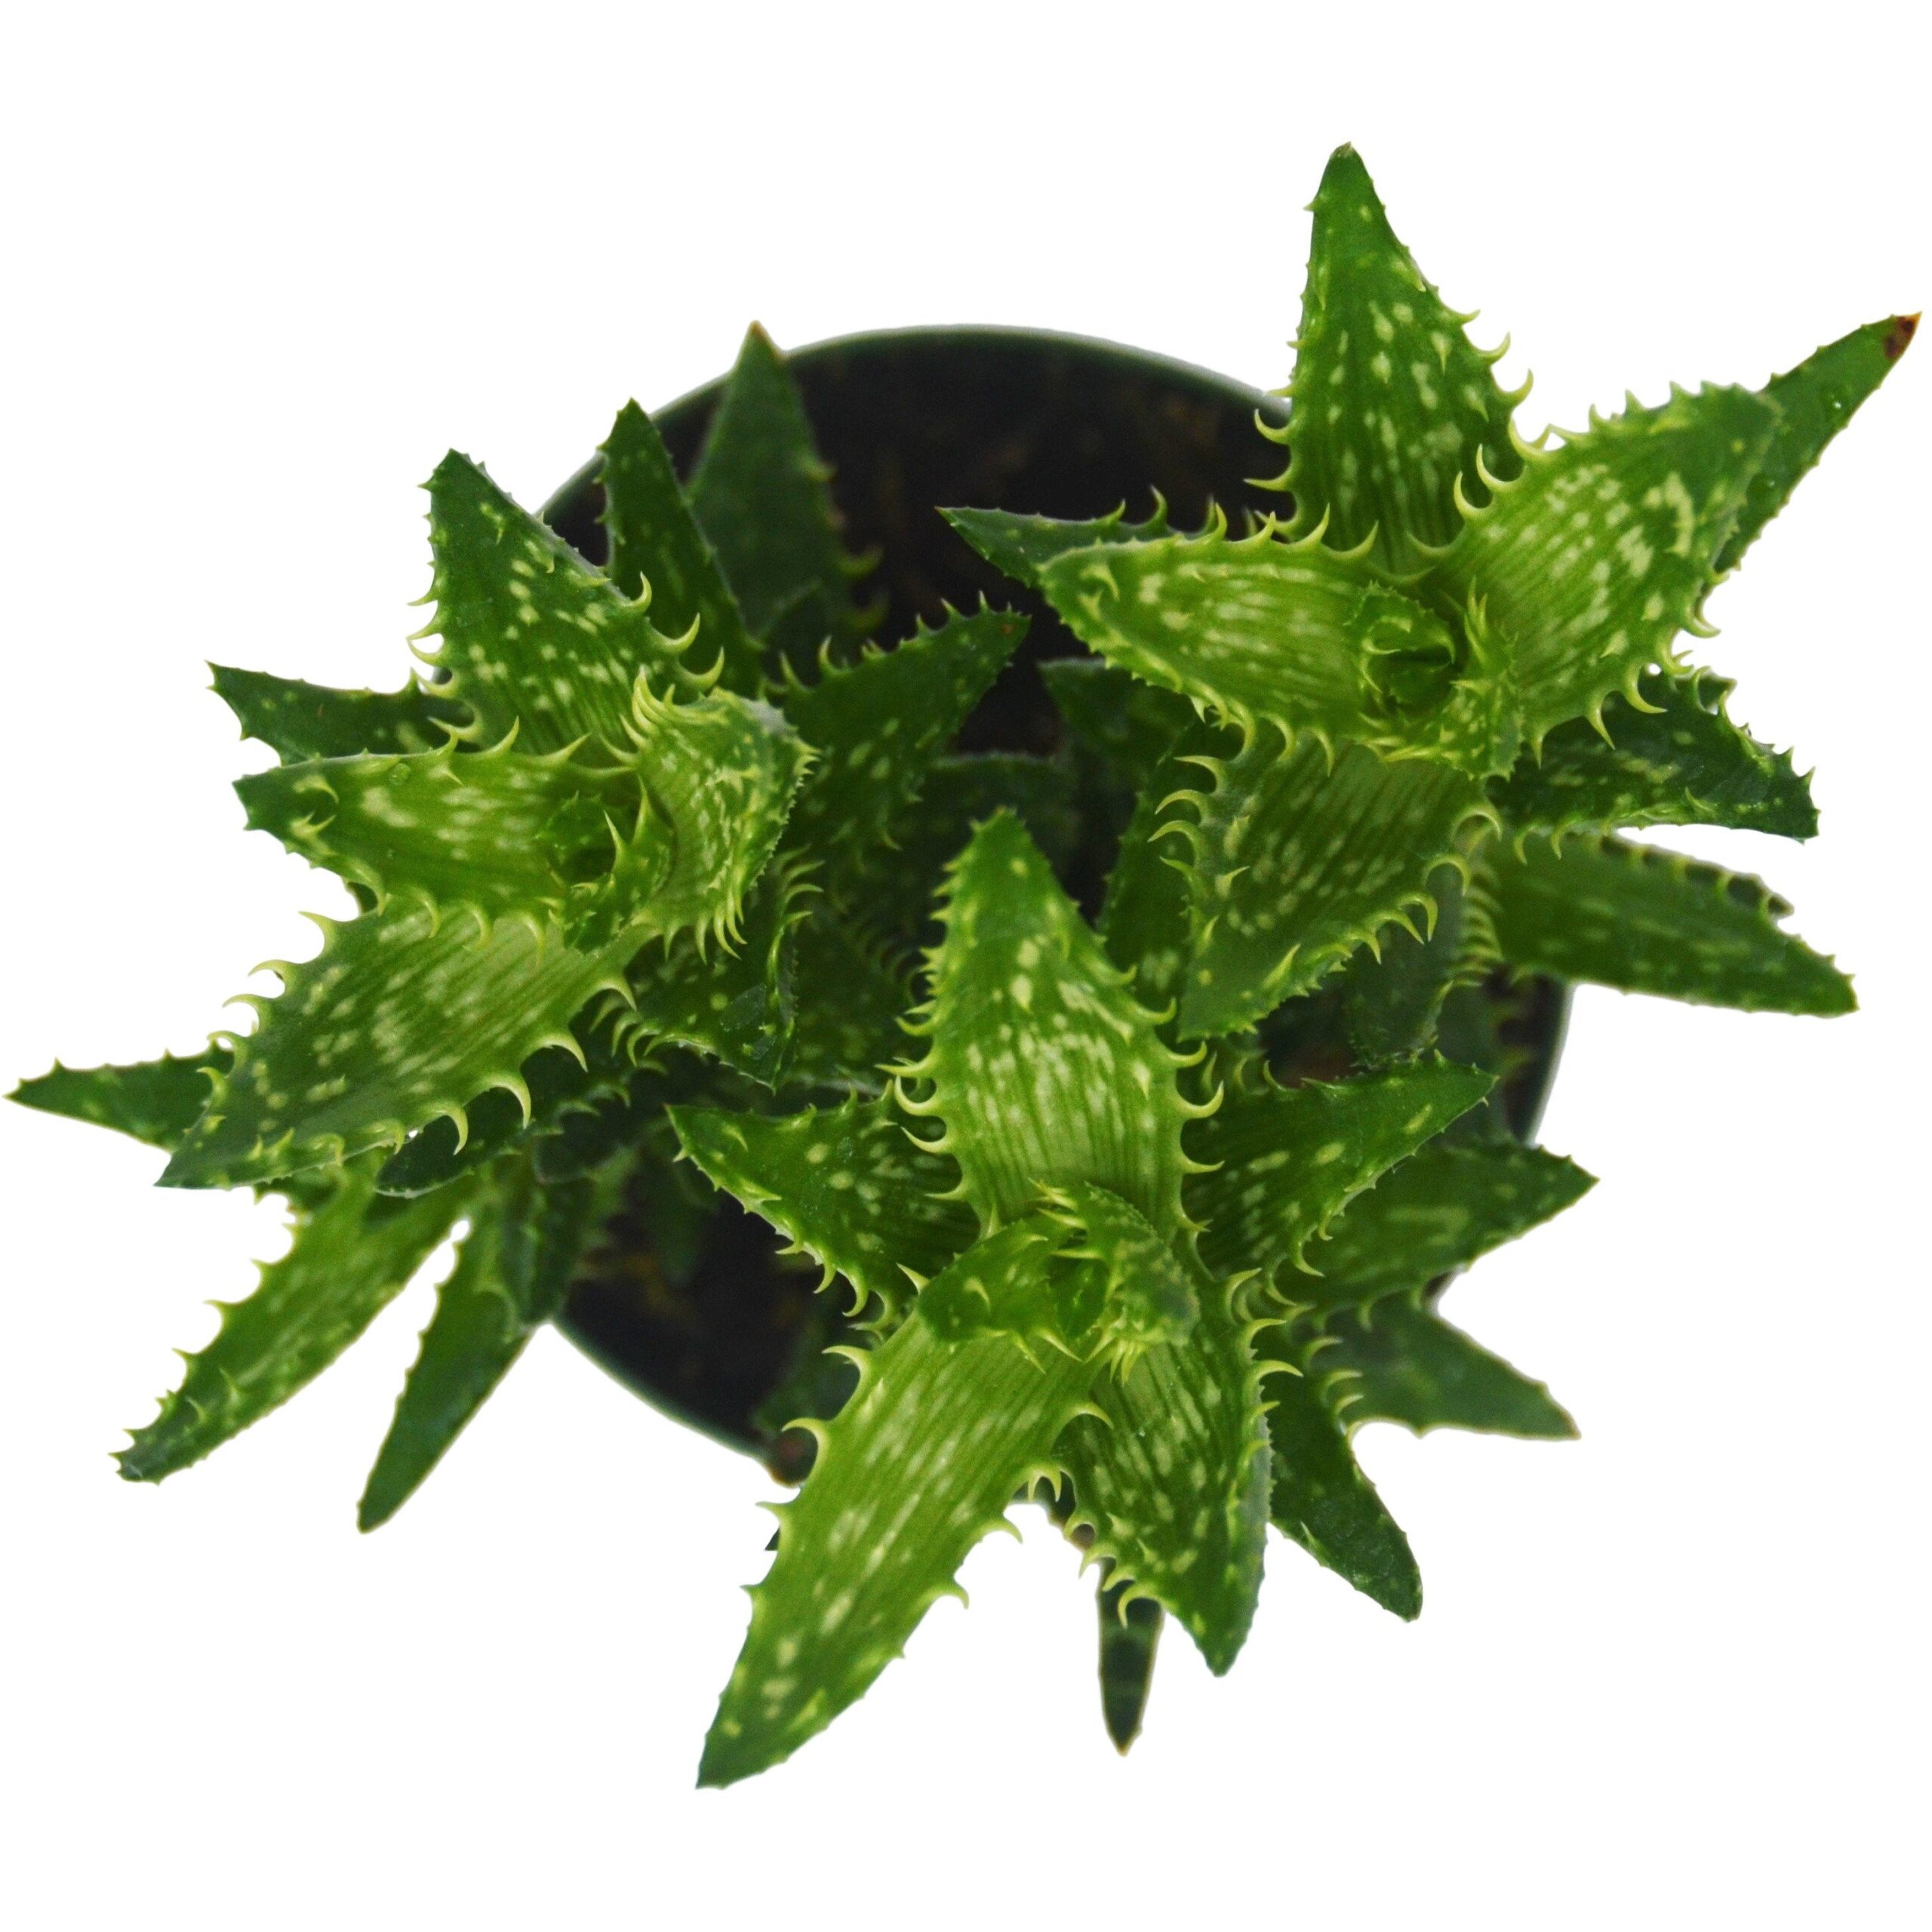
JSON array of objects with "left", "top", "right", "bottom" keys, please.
[{"left": 537, "top": 328, "right": 1570, "bottom": 1460}]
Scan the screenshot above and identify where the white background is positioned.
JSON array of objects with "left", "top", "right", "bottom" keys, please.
[{"left": 2, "top": 4, "right": 1926, "bottom": 1926}]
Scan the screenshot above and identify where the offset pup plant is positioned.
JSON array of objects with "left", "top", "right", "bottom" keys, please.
[{"left": 14, "top": 147, "right": 1912, "bottom": 1785}]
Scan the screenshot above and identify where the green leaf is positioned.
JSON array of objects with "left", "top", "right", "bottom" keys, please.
[
  {"left": 1260, "top": 1336, "right": 1420, "bottom": 1618},
  {"left": 1335, "top": 867, "right": 1470, "bottom": 1065},
  {"left": 1436, "top": 386, "right": 1778, "bottom": 749},
  {"left": 1191, "top": 1060, "right": 1494, "bottom": 1291},
  {"left": 235, "top": 739, "right": 663, "bottom": 928},
  {"left": 1099, "top": 716, "right": 1232, "bottom": 1017},
  {"left": 211, "top": 664, "right": 469, "bottom": 763},
  {"left": 669, "top": 1097, "right": 975, "bottom": 1328},
  {"left": 1485, "top": 834, "right": 1854, "bottom": 1014},
  {"left": 1491, "top": 669, "right": 1815, "bottom": 841},
  {"left": 1097, "top": 1586, "right": 1163, "bottom": 1753},
  {"left": 945, "top": 500, "right": 1171, "bottom": 590},
  {"left": 1034, "top": 524, "right": 1506, "bottom": 771},
  {"left": 1057, "top": 1279, "right": 1271, "bottom": 1672},
  {"left": 620, "top": 860, "right": 808, "bottom": 1087},
  {"left": 1322, "top": 1294, "right": 1575, "bottom": 1438},
  {"left": 11, "top": 1048, "right": 229, "bottom": 1152},
  {"left": 1300, "top": 1140, "right": 1595, "bottom": 1313},
  {"left": 163, "top": 903, "right": 632, "bottom": 1189},
  {"left": 778, "top": 606, "right": 1026, "bottom": 885},
  {"left": 118, "top": 1160, "right": 470, "bottom": 1481},
  {"left": 1716, "top": 314, "right": 1918, "bottom": 575},
  {"left": 688, "top": 324, "right": 878, "bottom": 677},
  {"left": 1276, "top": 143, "right": 1523, "bottom": 572},
  {"left": 1165, "top": 732, "right": 1489, "bottom": 1036},
  {"left": 785, "top": 908, "right": 915, "bottom": 1094},
  {"left": 918, "top": 1183, "right": 1197, "bottom": 1364},
  {"left": 420, "top": 451, "right": 703, "bottom": 755},
  {"left": 358, "top": 1164, "right": 607, "bottom": 1529},
  {"left": 1040, "top": 654, "right": 1196, "bottom": 788},
  {"left": 699, "top": 1312, "right": 1091, "bottom": 1786},
  {"left": 902, "top": 812, "right": 1198, "bottom": 1235},
  {"left": 598, "top": 400, "right": 764, "bottom": 696}
]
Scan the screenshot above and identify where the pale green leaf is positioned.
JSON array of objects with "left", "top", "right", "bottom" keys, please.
[
  {"left": 211, "top": 664, "right": 468, "bottom": 763},
  {"left": 699, "top": 1312, "right": 1090, "bottom": 1786},
  {"left": 119, "top": 1161, "right": 470, "bottom": 1481},
  {"left": 1166, "top": 732, "right": 1488, "bottom": 1035},
  {"left": 905, "top": 812, "right": 1195, "bottom": 1235},
  {"left": 1435, "top": 386, "right": 1778, "bottom": 749},
  {"left": 420, "top": 451, "right": 703, "bottom": 755},
  {"left": 1279, "top": 143, "right": 1523, "bottom": 571}
]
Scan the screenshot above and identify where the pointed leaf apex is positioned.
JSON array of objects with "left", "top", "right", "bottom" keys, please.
[{"left": 1884, "top": 312, "right": 1918, "bottom": 361}]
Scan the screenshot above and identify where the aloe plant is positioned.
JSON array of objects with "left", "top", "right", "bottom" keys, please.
[{"left": 13, "top": 145, "right": 1912, "bottom": 1786}]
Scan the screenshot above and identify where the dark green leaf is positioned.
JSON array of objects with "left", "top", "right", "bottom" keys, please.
[
  {"left": 1336, "top": 868, "right": 1469, "bottom": 1065},
  {"left": 1491, "top": 669, "right": 1815, "bottom": 841},
  {"left": 11, "top": 1049, "right": 229, "bottom": 1152},
  {"left": 944, "top": 500, "right": 1171, "bottom": 591},
  {"left": 1191, "top": 1060, "right": 1494, "bottom": 1289},
  {"left": 1261, "top": 1337, "right": 1420, "bottom": 1617},
  {"left": 688, "top": 325, "right": 878, "bottom": 677},
  {"left": 1097, "top": 1586, "right": 1163, "bottom": 1753},
  {"left": 1040, "top": 654, "right": 1196, "bottom": 788},
  {"left": 358, "top": 1165, "right": 607, "bottom": 1529},
  {"left": 1323, "top": 1294, "right": 1575, "bottom": 1438},
  {"left": 1301, "top": 1140, "right": 1595, "bottom": 1312},
  {"left": 670, "top": 1097, "right": 975, "bottom": 1327},
  {"left": 1486, "top": 835, "right": 1854, "bottom": 1014},
  {"left": 598, "top": 400, "right": 764, "bottom": 696},
  {"left": 784, "top": 908, "right": 915, "bottom": 1095}
]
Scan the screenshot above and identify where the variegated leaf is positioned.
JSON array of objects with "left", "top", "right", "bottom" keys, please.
[
  {"left": 211, "top": 663, "right": 468, "bottom": 763},
  {"left": 1275, "top": 142, "right": 1523, "bottom": 571},
  {"left": 700, "top": 1308, "right": 1091, "bottom": 1786},
  {"left": 671, "top": 1097, "right": 974, "bottom": 1327},
  {"left": 119, "top": 1160, "right": 471, "bottom": 1481},
  {"left": 12, "top": 1048, "right": 229, "bottom": 1152},
  {"left": 1485, "top": 835, "right": 1854, "bottom": 1014}
]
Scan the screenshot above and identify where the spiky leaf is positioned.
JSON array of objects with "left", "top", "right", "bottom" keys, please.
[
  {"left": 12, "top": 1049, "right": 229, "bottom": 1152},
  {"left": 421, "top": 452, "right": 703, "bottom": 754},
  {"left": 671, "top": 1097, "right": 974, "bottom": 1327},
  {"left": 1491, "top": 669, "right": 1815, "bottom": 841},
  {"left": 1097, "top": 1586, "right": 1163, "bottom": 1752},
  {"left": 700, "top": 1309, "right": 1091, "bottom": 1786},
  {"left": 358, "top": 1167, "right": 605, "bottom": 1529},
  {"left": 777, "top": 606, "right": 1025, "bottom": 884},
  {"left": 119, "top": 1161, "right": 469, "bottom": 1481},
  {"left": 1486, "top": 835, "right": 1853, "bottom": 1014},
  {"left": 688, "top": 325, "right": 875, "bottom": 675},
  {"left": 945, "top": 500, "right": 1171, "bottom": 591},
  {"left": 1191, "top": 1060, "right": 1494, "bottom": 1291},
  {"left": 1437, "top": 386, "right": 1777, "bottom": 749},
  {"left": 598, "top": 400, "right": 764, "bottom": 695},
  {"left": 1040, "top": 655, "right": 1195, "bottom": 789},
  {"left": 785, "top": 909, "right": 915, "bottom": 1094},
  {"left": 1168, "top": 731, "right": 1489, "bottom": 1035},
  {"left": 1323, "top": 1295, "right": 1575, "bottom": 1438},
  {"left": 1335, "top": 868, "right": 1469, "bottom": 1065},
  {"left": 905, "top": 813, "right": 1195, "bottom": 1234},
  {"left": 211, "top": 664, "right": 468, "bottom": 763},
  {"left": 1057, "top": 1277, "right": 1270, "bottom": 1672},
  {"left": 1261, "top": 1336, "right": 1420, "bottom": 1617},
  {"left": 1300, "top": 1140, "right": 1595, "bottom": 1312},
  {"left": 1276, "top": 143, "right": 1522, "bottom": 571},
  {"left": 1717, "top": 314, "right": 1917, "bottom": 575}
]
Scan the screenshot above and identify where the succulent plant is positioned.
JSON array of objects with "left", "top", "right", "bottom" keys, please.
[{"left": 14, "top": 144, "right": 1911, "bottom": 1787}]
